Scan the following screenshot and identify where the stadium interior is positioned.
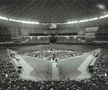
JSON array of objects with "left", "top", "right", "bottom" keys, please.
[{"left": 0, "top": 0, "right": 108, "bottom": 90}]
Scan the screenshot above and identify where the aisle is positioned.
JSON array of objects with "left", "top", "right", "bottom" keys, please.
[
  {"left": 15, "top": 55, "right": 37, "bottom": 80},
  {"left": 77, "top": 53, "right": 93, "bottom": 79},
  {"left": 52, "top": 61, "right": 59, "bottom": 80}
]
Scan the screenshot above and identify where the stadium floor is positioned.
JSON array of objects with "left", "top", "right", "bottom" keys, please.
[
  {"left": 15, "top": 52, "right": 93, "bottom": 81},
  {"left": 55, "top": 52, "right": 91, "bottom": 80},
  {"left": 9, "top": 44, "right": 100, "bottom": 81}
]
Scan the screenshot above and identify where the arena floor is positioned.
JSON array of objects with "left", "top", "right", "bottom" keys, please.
[
  {"left": 9, "top": 44, "right": 100, "bottom": 81},
  {"left": 14, "top": 52, "right": 93, "bottom": 81},
  {"left": 58, "top": 53, "right": 92, "bottom": 80}
]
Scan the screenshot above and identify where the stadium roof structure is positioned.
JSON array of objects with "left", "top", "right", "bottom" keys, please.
[{"left": 0, "top": 0, "right": 108, "bottom": 25}]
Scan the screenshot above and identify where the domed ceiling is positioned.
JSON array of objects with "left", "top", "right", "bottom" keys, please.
[{"left": 0, "top": 0, "right": 108, "bottom": 23}]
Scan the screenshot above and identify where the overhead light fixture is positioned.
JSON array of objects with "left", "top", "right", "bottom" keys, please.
[
  {"left": 66, "top": 17, "right": 99, "bottom": 24},
  {"left": 79, "top": 17, "right": 98, "bottom": 23},
  {"left": 9, "top": 18, "right": 39, "bottom": 24},
  {"left": 9, "top": 18, "right": 21, "bottom": 22},
  {"left": 97, "top": 4, "right": 106, "bottom": 10},
  {"left": 66, "top": 21, "right": 78, "bottom": 24},
  {"left": 99, "top": 14, "right": 108, "bottom": 19},
  {"left": 0, "top": 13, "right": 108, "bottom": 25},
  {"left": 20, "top": 20, "right": 39, "bottom": 24},
  {"left": 0, "top": 16, "right": 8, "bottom": 21}
]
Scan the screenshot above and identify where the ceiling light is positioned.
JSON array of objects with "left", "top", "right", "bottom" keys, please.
[
  {"left": 99, "top": 14, "right": 108, "bottom": 19},
  {"left": 20, "top": 20, "right": 39, "bottom": 24},
  {"left": 9, "top": 18, "right": 21, "bottom": 22},
  {"left": 9, "top": 18, "right": 39, "bottom": 24},
  {"left": 66, "top": 21, "right": 78, "bottom": 24},
  {"left": 79, "top": 17, "right": 98, "bottom": 23},
  {"left": 97, "top": 4, "right": 106, "bottom": 10},
  {"left": 0, "top": 16, "right": 8, "bottom": 20}
]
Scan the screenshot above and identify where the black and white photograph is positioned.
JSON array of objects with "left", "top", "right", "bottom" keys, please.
[{"left": 0, "top": 0, "right": 108, "bottom": 90}]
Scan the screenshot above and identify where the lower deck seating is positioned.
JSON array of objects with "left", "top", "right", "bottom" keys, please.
[{"left": 0, "top": 47, "right": 108, "bottom": 90}]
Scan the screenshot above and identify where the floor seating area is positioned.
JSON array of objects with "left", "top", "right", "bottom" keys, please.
[{"left": 0, "top": 47, "right": 108, "bottom": 90}]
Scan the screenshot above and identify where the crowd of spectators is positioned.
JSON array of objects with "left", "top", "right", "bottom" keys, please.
[
  {"left": 0, "top": 47, "right": 108, "bottom": 90},
  {"left": 57, "top": 36, "right": 83, "bottom": 43},
  {"left": 14, "top": 36, "right": 49, "bottom": 44},
  {"left": 13, "top": 36, "right": 84, "bottom": 44},
  {"left": 20, "top": 49, "right": 82, "bottom": 60}
]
